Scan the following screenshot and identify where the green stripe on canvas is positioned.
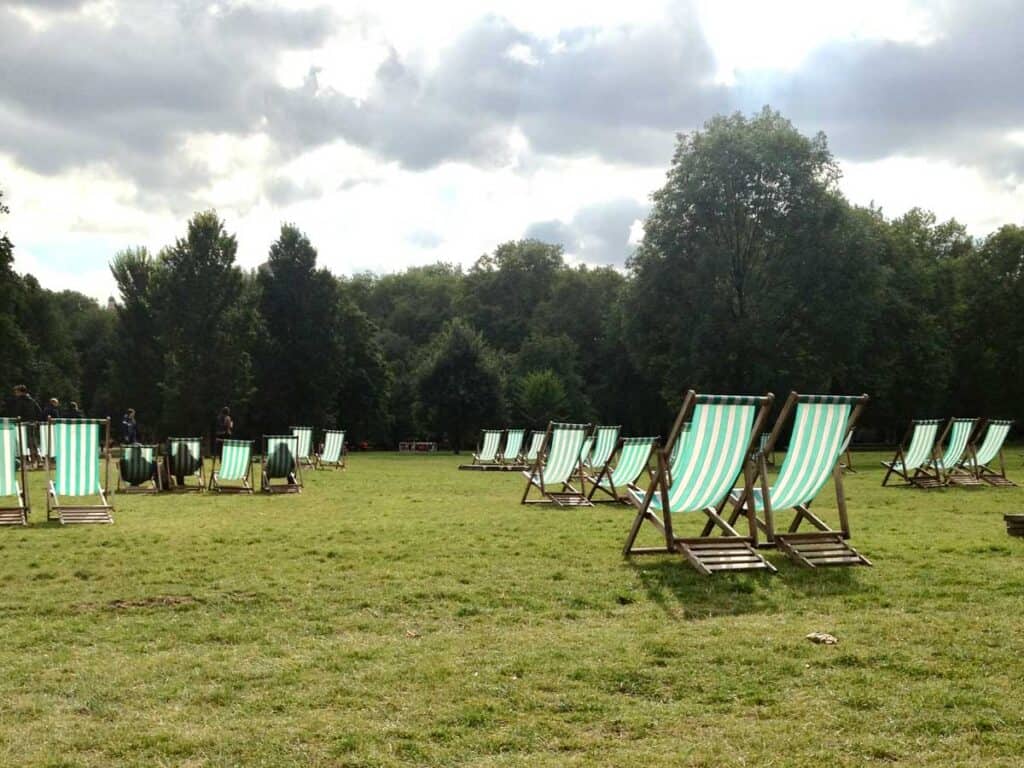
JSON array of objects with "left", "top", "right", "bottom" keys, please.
[
  {"left": 541, "top": 424, "right": 587, "bottom": 485},
  {"left": 602, "top": 437, "right": 655, "bottom": 490},
  {"left": 219, "top": 440, "right": 252, "bottom": 481},
  {"left": 477, "top": 430, "right": 502, "bottom": 461},
  {"left": 589, "top": 426, "right": 620, "bottom": 469},
  {"left": 502, "top": 429, "right": 524, "bottom": 461},
  {"left": 321, "top": 430, "right": 345, "bottom": 463},
  {"left": 53, "top": 420, "right": 102, "bottom": 496},
  {"left": 290, "top": 427, "right": 314, "bottom": 460}
]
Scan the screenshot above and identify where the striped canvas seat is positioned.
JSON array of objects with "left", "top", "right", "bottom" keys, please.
[
  {"left": 290, "top": 426, "right": 315, "bottom": 467},
  {"left": 166, "top": 437, "right": 204, "bottom": 491},
  {"left": 47, "top": 419, "right": 113, "bottom": 524},
  {"left": 0, "top": 419, "right": 29, "bottom": 524},
  {"left": 928, "top": 418, "right": 978, "bottom": 486},
  {"left": 473, "top": 429, "right": 503, "bottom": 464},
  {"left": 317, "top": 429, "right": 346, "bottom": 469},
  {"left": 586, "top": 426, "right": 621, "bottom": 471},
  {"left": 262, "top": 435, "right": 301, "bottom": 493},
  {"left": 961, "top": 419, "right": 1015, "bottom": 486},
  {"left": 523, "top": 432, "right": 545, "bottom": 463},
  {"left": 117, "top": 444, "right": 160, "bottom": 493},
  {"left": 211, "top": 439, "right": 253, "bottom": 493},
  {"left": 499, "top": 429, "right": 525, "bottom": 465},
  {"left": 881, "top": 419, "right": 941, "bottom": 486},
  {"left": 588, "top": 436, "right": 656, "bottom": 503},
  {"left": 733, "top": 393, "right": 871, "bottom": 567},
  {"left": 521, "top": 422, "right": 591, "bottom": 506},
  {"left": 578, "top": 436, "right": 595, "bottom": 468},
  {"left": 624, "top": 393, "right": 775, "bottom": 575}
]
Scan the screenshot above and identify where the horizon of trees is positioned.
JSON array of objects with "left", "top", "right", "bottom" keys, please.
[{"left": 2, "top": 107, "right": 1023, "bottom": 449}]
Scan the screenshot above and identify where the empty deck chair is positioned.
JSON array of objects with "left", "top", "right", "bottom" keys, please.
[
  {"left": 45, "top": 418, "right": 114, "bottom": 524},
  {"left": 473, "top": 429, "right": 503, "bottom": 467},
  {"left": 291, "top": 426, "right": 316, "bottom": 468},
  {"left": 961, "top": 419, "right": 1015, "bottom": 487},
  {"left": 881, "top": 419, "right": 942, "bottom": 487},
  {"left": 587, "top": 436, "right": 657, "bottom": 503},
  {"left": 924, "top": 418, "right": 980, "bottom": 487},
  {"left": 262, "top": 435, "right": 301, "bottom": 493},
  {"left": 165, "top": 437, "right": 205, "bottom": 491},
  {"left": 316, "top": 429, "right": 346, "bottom": 469},
  {"left": 729, "top": 392, "right": 871, "bottom": 567},
  {"left": 0, "top": 419, "right": 29, "bottom": 525},
  {"left": 210, "top": 439, "right": 254, "bottom": 493},
  {"left": 523, "top": 431, "right": 545, "bottom": 465},
  {"left": 623, "top": 393, "right": 776, "bottom": 575},
  {"left": 117, "top": 444, "right": 161, "bottom": 493},
  {"left": 521, "top": 422, "right": 591, "bottom": 506},
  {"left": 498, "top": 429, "right": 525, "bottom": 468},
  {"left": 585, "top": 426, "right": 621, "bottom": 473}
]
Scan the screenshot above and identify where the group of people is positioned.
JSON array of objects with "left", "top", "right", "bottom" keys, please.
[{"left": 6, "top": 385, "right": 84, "bottom": 423}]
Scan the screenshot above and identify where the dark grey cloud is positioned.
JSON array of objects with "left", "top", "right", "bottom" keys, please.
[
  {"left": 744, "top": 1, "right": 1024, "bottom": 177},
  {"left": 524, "top": 197, "right": 648, "bottom": 266}
]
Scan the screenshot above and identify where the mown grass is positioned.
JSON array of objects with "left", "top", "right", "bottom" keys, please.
[{"left": 1, "top": 451, "right": 1023, "bottom": 766}]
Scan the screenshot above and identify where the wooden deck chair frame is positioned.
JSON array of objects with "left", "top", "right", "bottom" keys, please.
[
  {"left": 164, "top": 437, "right": 206, "bottom": 492},
  {"left": 587, "top": 436, "right": 658, "bottom": 503},
  {"left": 261, "top": 435, "right": 302, "bottom": 493},
  {"left": 839, "top": 428, "right": 856, "bottom": 473},
  {"left": 210, "top": 439, "right": 254, "bottom": 493},
  {"left": 623, "top": 392, "right": 777, "bottom": 575},
  {"left": 315, "top": 429, "right": 346, "bottom": 470},
  {"left": 729, "top": 392, "right": 871, "bottom": 567},
  {"left": 961, "top": 419, "right": 1015, "bottom": 487},
  {"left": 521, "top": 422, "right": 593, "bottom": 506},
  {"left": 498, "top": 428, "right": 526, "bottom": 469},
  {"left": 0, "top": 418, "right": 30, "bottom": 525},
  {"left": 290, "top": 426, "right": 316, "bottom": 469},
  {"left": 45, "top": 418, "right": 114, "bottom": 524},
  {"left": 116, "top": 443, "right": 162, "bottom": 494},
  {"left": 881, "top": 419, "right": 943, "bottom": 487},
  {"left": 927, "top": 417, "right": 982, "bottom": 487}
]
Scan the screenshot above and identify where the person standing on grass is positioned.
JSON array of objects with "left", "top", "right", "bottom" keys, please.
[
  {"left": 10, "top": 385, "right": 42, "bottom": 467},
  {"left": 42, "top": 397, "right": 61, "bottom": 423},
  {"left": 215, "top": 406, "right": 233, "bottom": 456},
  {"left": 121, "top": 408, "right": 139, "bottom": 444},
  {"left": 66, "top": 401, "right": 84, "bottom": 419}
]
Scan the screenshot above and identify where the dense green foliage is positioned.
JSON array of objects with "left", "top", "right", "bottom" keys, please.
[{"left": 2, "top": 108, "right": 1023, "bottom": 444}]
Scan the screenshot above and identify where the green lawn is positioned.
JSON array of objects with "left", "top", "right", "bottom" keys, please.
[{"left": 2, "top": 452, "right": 1023, "bottom": 766}]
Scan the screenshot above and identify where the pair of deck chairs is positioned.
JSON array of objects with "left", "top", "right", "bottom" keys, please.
[
  {"left": 467, "top": 428, "right": 527, "bottom": 469},
  {"left": 521, "top": 424, "right": 641, "bottom": 505},
  {"left": 291, "top": 426, "right": 346, "bottom": 470},
  {"left": 207, "top": 438, "right": 294, "bottom": 494},
  {"left": 623, "top": 391, "right": 871, "bottom": 575},
  {"left": 882, "top": 418, "right": 1014, "bottom": 488}
]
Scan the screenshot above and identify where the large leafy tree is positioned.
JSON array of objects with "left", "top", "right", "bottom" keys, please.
[
  {"left": 154, "top": 211, "right": 258, "bottom": 437},
  {"left": 416, "top": 319, "right": 503, "bottom": 451}
]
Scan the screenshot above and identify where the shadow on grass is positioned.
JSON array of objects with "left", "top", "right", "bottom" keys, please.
[{"left": 627, "top": 553, "right": 872, "bottom": 620}]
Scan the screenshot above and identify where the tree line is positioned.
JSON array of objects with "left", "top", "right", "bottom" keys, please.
[{"left": 2, "top": 107, "right": 1022, "bottom": 449}]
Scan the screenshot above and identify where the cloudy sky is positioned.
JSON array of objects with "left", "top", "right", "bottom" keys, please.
[{"left": 1, "top": 0, "right": 1022, "bottom": 301}]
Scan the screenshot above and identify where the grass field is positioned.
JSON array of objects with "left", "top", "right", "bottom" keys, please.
[{"left": 2, "top": 451, "right": 1023, "bottom": 766}]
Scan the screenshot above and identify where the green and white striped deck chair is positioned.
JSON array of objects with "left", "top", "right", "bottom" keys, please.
[
  {"left": 587, "top": 436, "right": 657, "bottom": 503},
  {"left": 262, "top": 435, "right": 301, "bottom": 493},
  {"left": 521, "top": 422, "right": 592, "bottom": 506},
  {"left": 881, "top": 419, "right": 943, "bottom": 487},
  {"left": 585, "top": 426, "right": 621, "bottom": 472},
  {"left": 290, "top": 426, "right": 315, "bottom": 468},
  {"left": 117, "top": 444, "right": 160, "bottom": 493},
  {"left": 730, "top": 393, "right": 871, "bottom": 567},
  {"left": 45, "top": 418, "right": 113, "bottom": 524},
  {"left": 211, "top": 439, "right": 254, "bottom": 493},
  {"left": 0, "top": 419, "right": 29, "bottom": 525},
  {"left": 961, "top": 419, "right": 1015, "bottom": 487},
  {"left": 624, "top": 393, "right": 776, "bottom": 575},
  {"left": 498, "top": 428, "right": 525, "bottom": 466},
  {"left": 922, "top": 418, "right": 979, "bottom": 487},
  {"left": 317, "top": 429, "right": 346, "bottom": 469},
  {"left": 523, "top": 431, "right": 545, "bottom": 464},
  {"left": 473, "top": 429, "right": 503, "bottom": 466},
  {"left": 166, "top": 437, "right": 205, "bottom": 491}
]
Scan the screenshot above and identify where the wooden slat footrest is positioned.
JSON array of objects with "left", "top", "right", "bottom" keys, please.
[
  {"left": 947, "top": 473, "right": 985, "bottom": 487},
  {"left": 676, "top": 538, "right": 777, "bottom": 576},
  {"left": 985, "top": 476, "right": 1017, "bottom": 488},
  {"left": 774, "top": 533, "right": 870, "bottom": 567},
  {"left": 60, "top": 508, "right": 114, "bottom": 524},
  {"left": 548, "top": 492, "right": 592, "bottom": 507},
  {"left": 0, "top": 510, "right": 27, "bottom": 525}
]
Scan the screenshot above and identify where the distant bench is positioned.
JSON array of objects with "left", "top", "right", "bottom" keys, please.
[{"left": 398, "top": 441, "right": 438, "bottom": 453}]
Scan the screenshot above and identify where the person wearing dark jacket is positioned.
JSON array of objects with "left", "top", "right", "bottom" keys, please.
[
  {"left": 215, "top": 406, "right": 233, "bottom": 456},
  {"left": 66, "top": 402, "right": 84, "bottom": 419},
  {"left": 10, "top": 385, "right": 42, "bottom": 466},
  {"left": 121, "top": 408, "right": 139, "bottom": 444},
  {"left": 42, "top": 398, "right": 61, "bottom": 422}
]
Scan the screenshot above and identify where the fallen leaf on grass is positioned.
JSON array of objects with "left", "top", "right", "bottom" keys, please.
[{"left": 806, "top": 631, "right": 838, "bottom": 645}]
